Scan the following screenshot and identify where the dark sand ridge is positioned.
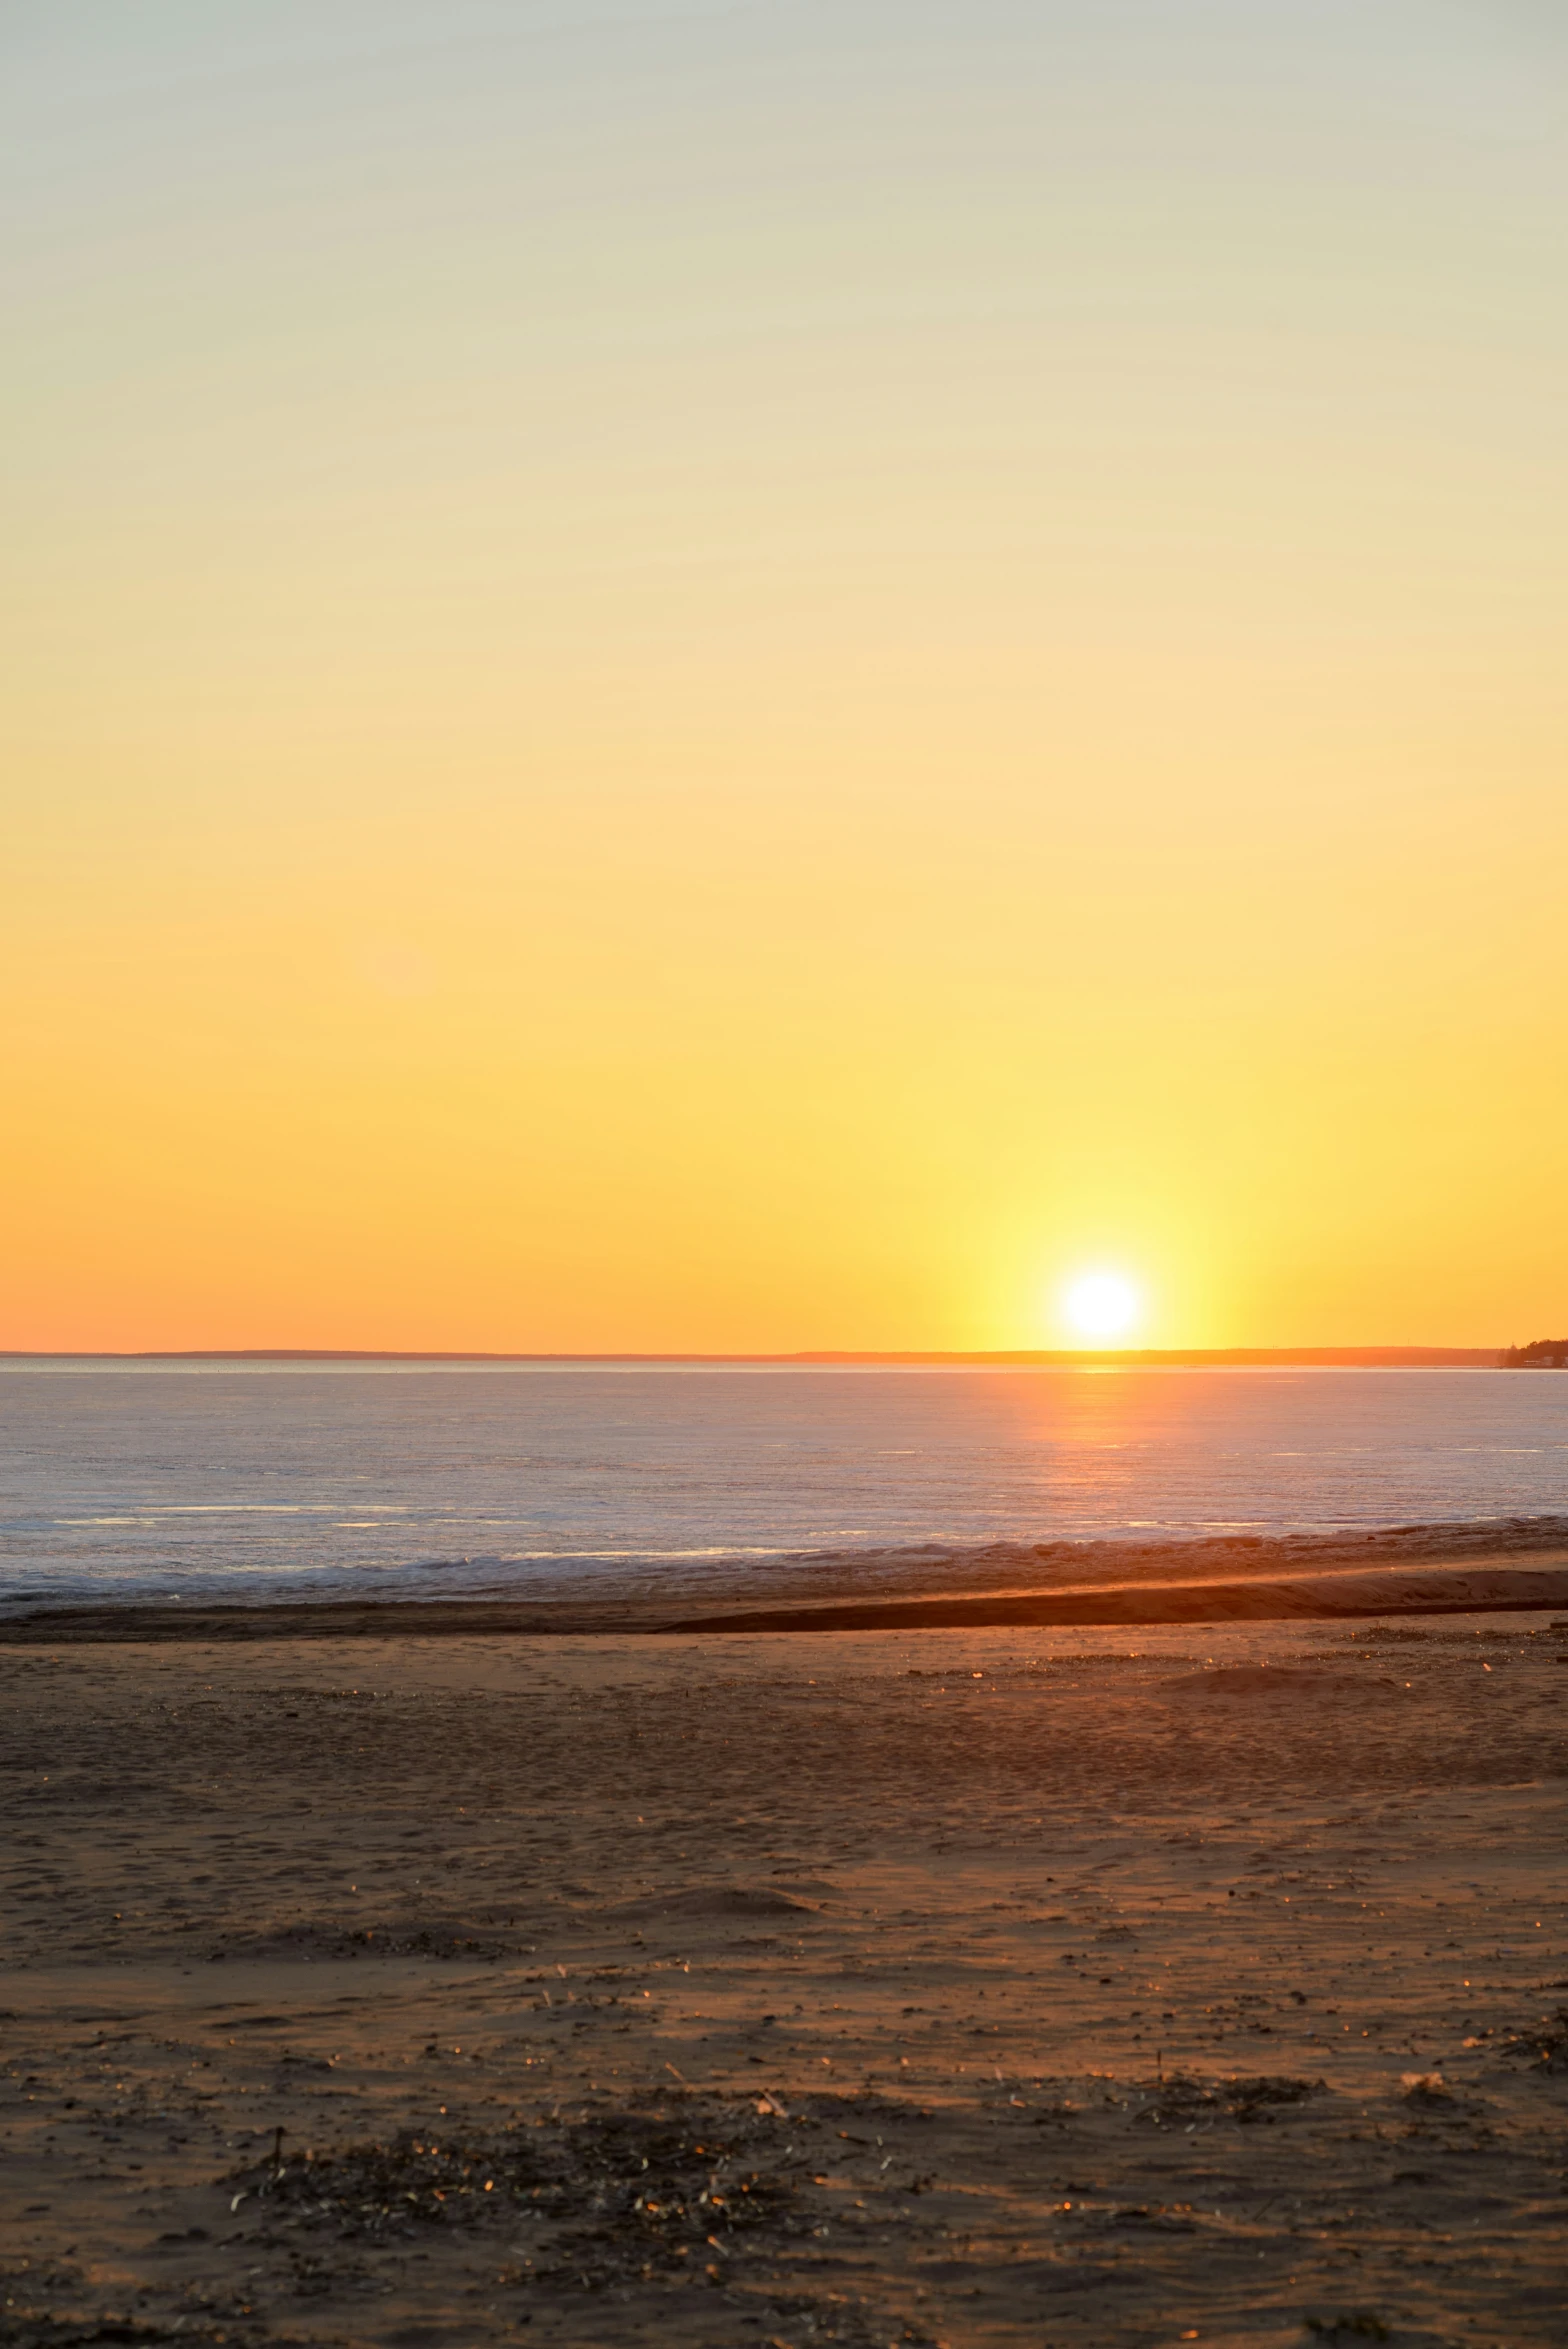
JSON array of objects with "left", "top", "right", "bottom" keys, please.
[
  {"left": 8, "top": 1562, "right": 1568, "bottom": 1646},
  {"left": 8, "top": 1515, "right": 1568, "bottom": 1644},
  {"left": 663, "top": 1564, "right": 1568, "bottom": 1635},
  {"left": 2, "top": 1611, "right": 1565, "bottom": 2349}
]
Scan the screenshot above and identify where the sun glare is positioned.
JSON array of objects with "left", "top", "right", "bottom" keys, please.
[{"left": 1062, "top": 1270, "right": 1142, "bottom": 1343}]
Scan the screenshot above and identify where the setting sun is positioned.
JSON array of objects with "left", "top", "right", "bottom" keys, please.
[
  {"left": 4, "top": 0, "right": 1567, "bottom": 1365},
  {"left": 1062, "top": 1270, "right": 1142, "bottom": 1344}
]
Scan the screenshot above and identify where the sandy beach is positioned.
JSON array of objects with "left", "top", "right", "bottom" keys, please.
[{"left": 3, "top": 1597, "right": 1566, "bottom": 2348}]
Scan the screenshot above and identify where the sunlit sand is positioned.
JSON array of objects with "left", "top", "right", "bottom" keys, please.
[{"left": 4, "top": 1605, "right": 1564, "bottom": 2346}]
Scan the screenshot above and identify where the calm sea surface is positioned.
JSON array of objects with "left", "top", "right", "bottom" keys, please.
[{"left": 3, "top": 1362, "right": 1566, "bottom": 1609}]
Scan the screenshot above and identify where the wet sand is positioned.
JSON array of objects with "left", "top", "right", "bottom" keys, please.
[
  {"left": 7, "top": 1517, "right": 1568, "bottom": 1646},
  {"left": 2, "top": 1611, "right": 1566, "bottom": 2348}
]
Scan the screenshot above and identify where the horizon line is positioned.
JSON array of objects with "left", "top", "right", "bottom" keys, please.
[{"left": 0, "top": 1345, "right": 1514, "bottom": 1367}]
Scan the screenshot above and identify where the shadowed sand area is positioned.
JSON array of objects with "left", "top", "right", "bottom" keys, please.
[{"left": 2, "top": 1595, "right": 1566, "bottom": 2348}]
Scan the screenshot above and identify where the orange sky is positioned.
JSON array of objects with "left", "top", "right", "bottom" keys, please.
[{"left": 5, "top": 3, "right": 1567, "bottom": 1353}]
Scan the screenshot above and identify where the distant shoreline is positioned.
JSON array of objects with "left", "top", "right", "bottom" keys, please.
[{"left": 0, "top": 1345, "right": 1512, "bottom": 1367}]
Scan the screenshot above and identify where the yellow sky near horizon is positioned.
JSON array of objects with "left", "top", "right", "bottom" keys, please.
[{"left": 5, "top": 2, "right": 1568, "bottom": 1353}]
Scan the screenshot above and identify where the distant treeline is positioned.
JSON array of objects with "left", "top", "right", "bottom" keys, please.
[{"left": 1502, "top": 1339, "right": 1568, "bottom": 1368}]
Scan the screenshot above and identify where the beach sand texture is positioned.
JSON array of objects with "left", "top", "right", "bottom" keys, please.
[{"left": 2, "top": 1613, "right": 1566, "bottom": 2347}]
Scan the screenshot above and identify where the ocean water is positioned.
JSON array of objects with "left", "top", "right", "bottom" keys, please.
[{"left": 2, "top": 1361, "right": 1566, "bottom": 1610}]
